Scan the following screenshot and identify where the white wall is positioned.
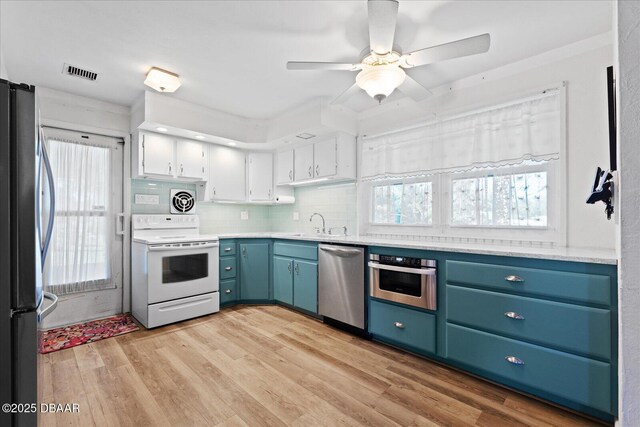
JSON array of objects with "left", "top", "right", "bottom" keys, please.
[
  {"left": 0, "top": 44, "right": 8, "bottom": 80},
  {"left": 359, "top": 40, "right": 615, "bottom": 250},
  {"left": 616, "top": 1, "right": 640, "bottom": 425},
  {"left": 37, "top": 88, "right": 132, "bottom": 328}
]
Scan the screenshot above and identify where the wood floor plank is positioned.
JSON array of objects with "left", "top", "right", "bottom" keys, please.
[{"left": 38, "top": 306, "right": 607, "bottom": 427}]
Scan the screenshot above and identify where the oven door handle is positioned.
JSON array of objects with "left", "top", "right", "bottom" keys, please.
[
  {"left": 148, "top": 242, "right": 219, "bottom": 251},
  {"left": 368, "top": 262, "right": 436, "bottom": 276}
]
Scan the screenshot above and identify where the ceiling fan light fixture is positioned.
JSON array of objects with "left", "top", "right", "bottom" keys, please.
[
  {"left": 356, "top": 65, "right": 405, "bottom": 103},
  {"left": 144, "top": 67, "right": 181, "bottom": 93}
]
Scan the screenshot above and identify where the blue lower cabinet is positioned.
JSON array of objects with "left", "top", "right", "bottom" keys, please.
[
  {"left": 369, "top": 299, "right": 436, "bottom": 355},
  {"left": 220, "top": 279, "right": 237, "bottom": 305},
  {"left": 239, "top": 242, "right": 271, "bottom": 301},
  {"left": 446, "top": 323, "right": 611, "bottom": 414},
  {"left": 274, "top": 256, "right": 294, "bottom": 305},
  {"left": 293, "top": 260, "right": 318, "bottom": 313}
]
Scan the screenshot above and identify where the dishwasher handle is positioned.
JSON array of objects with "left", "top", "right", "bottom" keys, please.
[
  {"left": 368, "top": 261, "right": 436, "bottom": 275},
  {"left": 320, "top": 246, "right": 362, "bottom": 257}
]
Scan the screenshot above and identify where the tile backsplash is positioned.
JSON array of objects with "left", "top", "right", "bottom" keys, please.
[{"left": 131, "top": 179, "right": 358, "bottom": 235}]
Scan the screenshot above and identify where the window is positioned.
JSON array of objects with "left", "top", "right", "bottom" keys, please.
[
  {"left": 451, "top": 168, "right": 548, "bottom": 227},
  {"left": 372, "top": 181, "right": 433, "bottom": 225}
]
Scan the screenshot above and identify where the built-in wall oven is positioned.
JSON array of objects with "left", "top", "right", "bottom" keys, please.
[{"left": 369, "top": 254, "right": 437, "bottom": 310}]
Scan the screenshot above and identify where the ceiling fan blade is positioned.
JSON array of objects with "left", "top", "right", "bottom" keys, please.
[
  {"left": 368, "top": 0, "right": 399, "bottom": 55},
  {"left": 330, "top": 83, "right": 362, "bottom": 105},
  {"left": 397, "top": 75, "right": 432, "bottom": 102},
  {"left": 287, "top": 61, "right": 361, "bottom": 71},
  {"left": 401, "top": 33, "right": 491, "bottom": 68}
]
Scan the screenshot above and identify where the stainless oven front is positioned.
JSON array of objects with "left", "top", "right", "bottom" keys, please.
[{"left": 369, "top": 254, "right": 437, "bottom": 310}]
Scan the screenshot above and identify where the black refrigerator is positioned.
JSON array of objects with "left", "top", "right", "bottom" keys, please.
[{"left": 0, "top": 79, "right": 57, "bottom": 426}]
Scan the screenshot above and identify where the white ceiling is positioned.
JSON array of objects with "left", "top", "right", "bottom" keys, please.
[{"left": 1, "top": 0, "right": 612, "bottom": 119}]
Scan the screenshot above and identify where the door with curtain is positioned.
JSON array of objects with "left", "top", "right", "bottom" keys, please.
[{"left": 41, "top": 128, "right": 124, "bottom": 325}]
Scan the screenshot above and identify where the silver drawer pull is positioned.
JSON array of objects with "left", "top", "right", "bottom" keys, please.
[
  {"left": 505, "top": 356, "right": 525, "bottom": 365},
  {"left": 224, "top": 247, "right": 232, "bottom": 252},
  {"left": 504, "top": 311, "right": 525, "bottom": 320},
  {"left": 225, "top": 289, "right": 232, "bottom": 294},
  {"left": 505, "top": 275, "right": 524, "bottom": 283},
  {"left": 224, "top": 267, "right": 233, "bottom": 271},
  {"left": 394, "top": 322, "right": 405, "bottom": 329}
]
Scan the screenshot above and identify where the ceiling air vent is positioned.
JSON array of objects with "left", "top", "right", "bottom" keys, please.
[
  {"left": 63, "top": 63, "right": 98, "bottom": 81},
  {"left": 296, "top": 132, "right": 315, "bottom": 140}
]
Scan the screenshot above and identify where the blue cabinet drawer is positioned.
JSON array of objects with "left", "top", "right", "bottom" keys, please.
[
  {"left": 274, "top": 242, "right": 318, "bottom": 261},
  {"left": 369, "top": 299, "right": 436, "bottom": 354},
  {"left": 446, "top": 323, "right": 611, "bottom": 414},
  {"left": 446, "top": 260, "right": 611, "bottom": 306},
  {"left": 220, "top": 240, "right": 236, "bottom": 256},
  {"left": 447, "top": 285, "right": 611, "bottom": 360},
  {"left": 220, "top": 257, "right": 237, "bottom": 280},
  {"left": 220, "top": 279, "right": 237, "bottom": 305}
]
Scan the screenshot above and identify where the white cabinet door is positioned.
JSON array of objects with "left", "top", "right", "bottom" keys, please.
[
  {"left": 313, "top": 137, "right": 337, "bottom": 178},
  {"left": 209, "top": 145, "right": 246, "bottom": 201},
  {"left": 248, "top": 153, "right": 273, "bottom": 201},
  {"left": 276, "top": 150, "right": 294, "bottom": 185},
  {"left": 142, "top": 132, "right": 175, "bottom": 177},
  {"left": 176, "top": 139, "right": 204, "bottom": 179},
  {"left": 294, "top": 144, "right": 314, "bottom": 181}
]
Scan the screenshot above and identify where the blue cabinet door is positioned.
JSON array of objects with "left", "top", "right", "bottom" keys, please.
[
  {"left": 293, "top": 260, "right": 318, "bottom": 313},
  {"left": 274, "top": 256, "right": 293, "bottom": 305},
  {"left": 240, "top": 242, "right": 270, "bottom": 301}
]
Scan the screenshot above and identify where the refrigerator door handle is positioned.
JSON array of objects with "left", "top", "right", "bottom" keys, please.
[
  {"left": 37, "top": 291, "right": 58, "bottom": 321},
  {"left": 40, "top": 132, "right": 55, "bottom": 268}
]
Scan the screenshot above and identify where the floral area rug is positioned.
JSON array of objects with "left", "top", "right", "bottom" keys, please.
[{"left": 40, "top": 313, "right": 139, "bottom": 354}]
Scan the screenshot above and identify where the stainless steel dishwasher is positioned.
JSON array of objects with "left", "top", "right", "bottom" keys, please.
[{"left": 318, "top": 244, "right": 365, "bottom": 330}]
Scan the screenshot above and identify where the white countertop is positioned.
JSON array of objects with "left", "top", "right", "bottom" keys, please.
[{"left": 215, "top": 232, "right": 618, "bottom": 265}]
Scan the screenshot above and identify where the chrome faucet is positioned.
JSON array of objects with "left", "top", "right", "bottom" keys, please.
[{"left": 310, "top": 213, "right": 326, "bottom": 234}]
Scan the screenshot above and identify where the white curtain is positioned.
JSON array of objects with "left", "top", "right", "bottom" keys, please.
[
  {"left": 361, "top": 89, "right": 563, "bottom": 180},
  {"left": 44, "top": 137, "right": 114, "bottom": 295}
]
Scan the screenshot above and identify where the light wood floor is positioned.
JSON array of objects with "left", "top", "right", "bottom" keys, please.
[{"left": 39, "top": 305, "right": 606, "bottom": 427}]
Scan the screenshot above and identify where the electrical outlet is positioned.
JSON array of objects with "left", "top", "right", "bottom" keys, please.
[
  {"left": 135, "top": 194, "right": 159, "bottom": 205},
  {"left": 240, "top": 210, "right": 249, "bottom": 220},
  {"left": 293, "top": 212, "right": 300, "bottom": 221}
]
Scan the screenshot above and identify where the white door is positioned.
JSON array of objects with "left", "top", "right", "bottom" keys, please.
[
  {"left": 142, "top": 132, "right": 175, "bottom": 177},
  {"left": 41, "top": 128, "right": 124, "bottom": 327},
  {"left": 314, "top": 137, "right": 337, "bottom": 178},
  {"left": 276, "top": 150, "right": 294, "bottom": 185},
  {"left": 248, "top": 152, "right": 273, "bottom": 201},
  {"left": 294, "top": 144, "right": 314, "bottom": 181},
  {"left": 209, "top": 145, "right": 246, "bottom": 201},
  {"left": 176, "top": 139, "right": 204, "bottom": 179}
]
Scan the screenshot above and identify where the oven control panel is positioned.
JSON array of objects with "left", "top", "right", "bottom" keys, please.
[{"left": 371, "top": 254, "right": 436, "bottom": 269}]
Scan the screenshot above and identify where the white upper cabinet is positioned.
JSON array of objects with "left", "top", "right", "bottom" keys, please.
[
  {"left": 176, "top": 139, "right": 205, "bottom": 179},
  {"left": 313, "top": 138, "right": 337, "bottom": 178},
  {"left": 276, "top": 150, "right": 294, "bottom": 185},
  {"left": 294, "top": 144, "right": 314, "bottom": 181},
  {"left": 140, "top": 132, "right": 175, "bottom": 177},
  {"left": 248, "top": 152, "right": 273, "bottom": 201},
  {"left": 209, "top": 145, "right": 246, "bottom": 201}
]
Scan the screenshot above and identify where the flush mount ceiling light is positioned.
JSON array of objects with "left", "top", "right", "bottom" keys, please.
[
  {"left": 144, "top": 67, "right": 181, "bottom": 93},
  {"left": 356, "top": 64, "right": 406, "bottom": 103}
]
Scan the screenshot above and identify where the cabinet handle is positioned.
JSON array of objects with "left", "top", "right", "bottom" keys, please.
[
  {"left": 394, "top": 322, "right": 405, "bottom": 329},
  {"left": 213, "top": 187, "right": 216, "bottom": 197},
  {"left": 168, "top": 162, "right": 172, "bottom": 174},
  {"left": 288, "top": 262, "right": 292, "bottom": 273},
  {"left": 294, "top": 263, "right": 299, "bottom": 275},
  {"left": 505, "top": 356, "right": 525, "bottom": 366},
  {"left": 224, "top": 247, "right": 232, "bottom": 252},
  {"left": 308, "top": 166, "right": 312, "bottom": 177},
  {"left": 268, "top": 188, "right": 271, "bottom": 199},
  {"left": 225, "top": 289, "right": 232, "bottom": 294},
  {"left": 180, "top": 164, "right": 184, "bottom": 175},
  {"left": 242, "top": 247, "right": 246, "bottom": 255},
  {"left": 289, "top": 170, "right": 293, "bottom": 180},
  {"left": 224, "top": 266, "right": 233, "bottom": 271},
  {"left": 505, "top": 275, "right": 524, "bottom": 283},
  {"left": 316, "top": 165, "right": 319, "bottom": 176},
  {"left": 504, "top": 311, "right": 525, "bottom": 320}
]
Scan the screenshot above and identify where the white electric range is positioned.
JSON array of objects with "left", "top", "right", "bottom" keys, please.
[{"left": 131, "top": 214, "right": 220, "bottom": 328}]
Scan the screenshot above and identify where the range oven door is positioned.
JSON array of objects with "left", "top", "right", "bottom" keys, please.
[
  {"left": 369, "top": 262, "right": 437, "bottom": 310},
  {"left": 147, "top": 242, "right": 219, "bottom": 304}
]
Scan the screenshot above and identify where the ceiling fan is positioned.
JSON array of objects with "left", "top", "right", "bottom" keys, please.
[{"left": 286, "top": 0, "right": 490, "bottom": 104}]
